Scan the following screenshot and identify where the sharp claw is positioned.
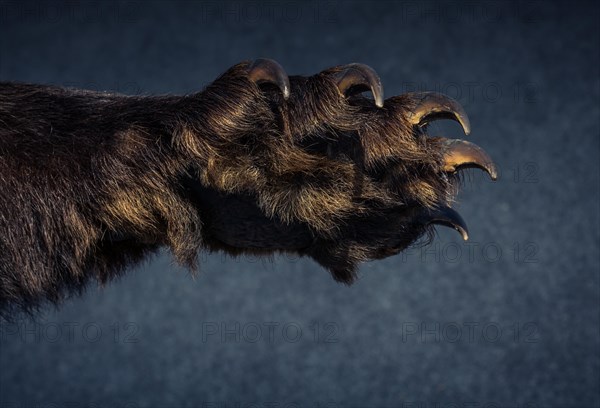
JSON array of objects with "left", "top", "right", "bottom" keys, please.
[
  {"left": 424, "top": 207, "right": 469, "bottom": 241},
  {"left": 441, "top": 138, "right": 498, "bottom": 181},
  {"left": 407, "top": 92, "right": 471, "bottom": 135},
  {"left": 334, "top": 63, "right": 384, "bottom": 108},
  {"left": 247, "top": 58, "right": 290, "bottom": 99}
]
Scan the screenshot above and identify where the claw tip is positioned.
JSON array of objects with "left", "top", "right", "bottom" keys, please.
[
  {"left": 426, "top": 206, "right": 470, "bottom": 242},
  {"left": 458, "top": 114, "right": 471, "bottom": 136}
]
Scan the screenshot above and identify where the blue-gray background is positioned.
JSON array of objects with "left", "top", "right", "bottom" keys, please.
[{"left": 0, "top": 1, "right": 599, "bottom": 407}]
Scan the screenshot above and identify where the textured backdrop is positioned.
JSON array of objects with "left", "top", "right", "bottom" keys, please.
[{"left": 0, "top": 1, "right": 599, "bottom": 407}]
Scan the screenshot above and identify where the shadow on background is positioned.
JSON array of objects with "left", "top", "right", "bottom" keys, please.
[{"left": 0, "top": 1, "right": 599, "bottom": 407}]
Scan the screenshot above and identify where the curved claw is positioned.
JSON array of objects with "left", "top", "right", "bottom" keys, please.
[
  {"left": 441, "top": 139, "right": 498, "bottom": 181},
  {"left": 334, "top": 63, "right": 384, "bottom": 108},
  {"left": 424, "top": 207, "right": 469, "bottom": 241},
  {"left": 407, "top": 92, "right": 471, "bottom": 135},
  {"left": 247, "top": 58, "right": 290, "bottom": 100}
]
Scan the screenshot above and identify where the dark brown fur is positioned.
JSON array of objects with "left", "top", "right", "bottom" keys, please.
[{"left": 0, "top": 62, "right": 459, "bottom": 315}]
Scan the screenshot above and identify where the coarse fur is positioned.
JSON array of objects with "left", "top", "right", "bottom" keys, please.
[{"left": 0, "top": 61, "right": 462, "bottom": 315}]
